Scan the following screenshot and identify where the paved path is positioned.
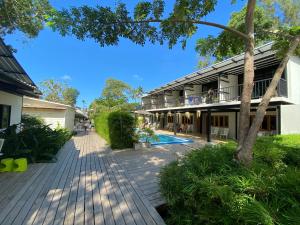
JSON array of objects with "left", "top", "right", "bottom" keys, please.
[{"left": 0, "top": 132, "right": 165, "bottom": 225}]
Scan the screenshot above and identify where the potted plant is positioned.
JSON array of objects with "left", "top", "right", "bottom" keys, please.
[{"left": 134, "top": 128, "right": 158, "bottom": 150}]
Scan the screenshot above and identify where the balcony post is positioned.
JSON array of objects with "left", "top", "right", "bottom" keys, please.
[
  {"left": 173, "top": 111, "right": 177, "bottom": 135},
  {"left": 207, "top": 109, "right": 211, "bottom": 142}
]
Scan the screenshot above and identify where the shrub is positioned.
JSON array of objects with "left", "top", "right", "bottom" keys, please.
[
  {"left": 0, "top": 115, "right": 72, "bottom": 162},
  {"left": 160, "top": 135, "right": 300, "bottom": 225},
  {"left": 108, "top": 111, "right": 136, "bottom": 149},
  {"left": 94, "top": 112, "right": 110, "bottom": 144},
  {"left": 94, "top": 111, "right": 136, "bottom": 149}
]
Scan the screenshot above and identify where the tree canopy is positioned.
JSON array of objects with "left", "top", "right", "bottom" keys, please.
[
  {"left": 196, "top": 1, "right": 300, "bottom": 63},
  {"left": 0, "top": 0, "right": 53, "bottom": 37},
  {"left": 39, "top": 79, "right": 80, "bottom": 106}
]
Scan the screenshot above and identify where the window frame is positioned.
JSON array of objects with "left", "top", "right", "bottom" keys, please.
[{"left": 0, "top": 104, "right": 11, "bottom": 129}]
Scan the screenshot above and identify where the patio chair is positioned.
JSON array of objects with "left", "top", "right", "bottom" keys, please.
[
  {"left": 211, "top": 126, "right": 219, "bottom": 137},
  {"left": 0, "top": 139, "right": 4, "bottom": 156},
  {"left": 219, "top": 128, "right": 229, "bottom": 139},
  {"left": 13, "top": 158, "right": 28, "bottom": 172},
  {"left": 0, "top": 158, "right": 14, "bottom": 172}
]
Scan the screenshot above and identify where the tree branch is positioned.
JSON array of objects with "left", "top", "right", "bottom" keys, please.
[{"left": 106, "top": 19, "right": 249, "bottom": 41}]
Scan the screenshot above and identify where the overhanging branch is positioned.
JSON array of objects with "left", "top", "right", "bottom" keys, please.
[{"left": 106, "top": 19, "right": 249, "bottom": 41}]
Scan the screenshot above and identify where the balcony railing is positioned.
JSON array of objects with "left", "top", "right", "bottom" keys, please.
[{"left": 142, "top": 78, "right": 287, "bottom": 110}]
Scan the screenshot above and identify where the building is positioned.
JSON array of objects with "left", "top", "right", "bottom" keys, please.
[
  {"left": 23, "top": 97, "right": 75, "bottom": 131},
  {"left": 0, "top": 39, "right": 40, "bottom": 130},
  {"left": 142, "top": 43, "right": 300, "bottom": 141}
]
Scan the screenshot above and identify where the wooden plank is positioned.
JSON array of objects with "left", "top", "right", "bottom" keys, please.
[{"left": 112, "top": 156, "right": 165, "bottom": 225}]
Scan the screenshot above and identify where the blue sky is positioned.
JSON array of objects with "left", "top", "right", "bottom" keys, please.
[{"left": 4, "top": 0, "right": 245, "bottom": 107}]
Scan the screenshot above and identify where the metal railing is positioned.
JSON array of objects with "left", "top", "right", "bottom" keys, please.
[{"left": 142, "top": 78, "right": 287, "bottom": 110}]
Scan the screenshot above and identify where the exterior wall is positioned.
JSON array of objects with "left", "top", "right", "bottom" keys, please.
[
  {"left": 184, "top": 85, "right": 202, "bottom": 105},
  {"left": 23, "top": 108, "right": 66, "bottom": 130},
  {"left": 211, "top": 112, "right": 236, "bottom": 139},
  {"left": 286, "top": 56, "right": 300, "bottom": 104},
  {"left": 280, "top": 105, "right": 300, "bottom": 134},
  {"left": 164, "top": 91, "right": 179, "bottom": 107},
  {"left": 64, "top": 108, "right": 75, "bottom": 131},
  {"left": 0, "top": 90, "right": 23, "bottom": 126},
  {"left": 219, "top": 75, "right": 238, "bottom": 101}
]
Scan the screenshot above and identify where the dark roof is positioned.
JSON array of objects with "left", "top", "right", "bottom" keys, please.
[
  {"left": 0, "top": 39, "right": 41, "bottom": 97},
  {"left": 145, "top": 42, "right": 279, "bottom": 96}
]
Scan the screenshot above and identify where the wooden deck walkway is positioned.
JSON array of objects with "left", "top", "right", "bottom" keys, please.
[
  {"left": 0, "top": 132, "right": 165, "bottom": 225},
  {"left": 113, "top": 143, "right": 199, "bottom": 207}
]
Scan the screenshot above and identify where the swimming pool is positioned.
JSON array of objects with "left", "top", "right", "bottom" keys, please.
[{"left": 141, "top": 134, "right": 193, "bottom": 145}]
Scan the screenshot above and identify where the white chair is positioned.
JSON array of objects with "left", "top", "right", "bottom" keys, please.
[
  {"left": 211, "top": 126, "right": 219, "bottom": 137},
  {"left": 219, "top": 128, "right": 229, "bottom": 139},
  {"left": 0, "top": 139, "right": 4, "bottom": 156}
]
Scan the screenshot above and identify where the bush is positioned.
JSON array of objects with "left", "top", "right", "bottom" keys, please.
[
  {"left": 94, "top": 112, "right": 110, "bottom": 144},
  {"left": 160, "top": 135, "right": 300, "bottom": 225},
  {"left": 108, "top": 111, "right": 136, "bottom": 149},
  {"left": 95, "top": 111, "right": 136, "bottom": 149},
  {"left": 0, "top": 115, "right": 72, "bottom": 162}
]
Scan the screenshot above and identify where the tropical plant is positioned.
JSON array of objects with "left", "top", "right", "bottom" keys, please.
[
  {"left": 160, "top": 135, "right": 300, "bottom": 225},
  {"left": 0, "top": 115, "right": 72, "bottom": 162},
  {"left": 137, "top": 128, "right": 158, "bottom": 143}
]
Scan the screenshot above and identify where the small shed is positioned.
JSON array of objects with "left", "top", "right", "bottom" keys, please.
[{"left": 22, "top": 97, "right": 75, "bottom": 131}]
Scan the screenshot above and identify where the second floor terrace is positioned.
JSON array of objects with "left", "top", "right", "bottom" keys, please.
[{"left": 142, "top": 43, "right": 300, "bottom": 111}]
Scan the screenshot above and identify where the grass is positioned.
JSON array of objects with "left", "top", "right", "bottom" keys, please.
[{"left": 160, "top": 134, "right": 300, "bottom": 225}]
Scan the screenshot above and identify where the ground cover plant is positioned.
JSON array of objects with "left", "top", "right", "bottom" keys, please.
[
  {"left": 0, "top": 115, "right": 72, "bottom": 162},
  {"left": 160, "top": 134, "right": 300, "bottom": 225}
]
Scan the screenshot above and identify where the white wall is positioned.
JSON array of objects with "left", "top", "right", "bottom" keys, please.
[
  {"left": 184, "top": 85, "right": 202, "bottom": 105},
  {"left": 286, "top": 56, "right": 300, "bottom": 104},
  {"left": 0, "top": 90, "right": 23, "bottom": 126},
  {"left": 23, "top": 108, "right": 66, "bottom": 130},
  {"left": 219, "top": 75, "right": 238, "bottom": 101},
  {"left": 64, "top": 107, "right": 75, "bottom": 131},
  {"left": 280, "top": 105, "right": 300, "bottom": 134}
]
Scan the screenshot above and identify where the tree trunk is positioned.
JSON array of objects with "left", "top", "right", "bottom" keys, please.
[
  {"left": 236, "top": 0, "right": 256, "bottom": 164},
  {"left": 238, "top": 35, "right": 300, "bottom": 164}
]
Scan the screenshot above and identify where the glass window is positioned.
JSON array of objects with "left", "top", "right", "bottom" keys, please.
[
  {"left": 270, "top": 116, "right": 277, "bottom": 130},
  {"left": 261, "top": 116, "right": 268, "bottom": 130},
  {"left": 0, "top": 105, "right": 11, "bottom": 129}
]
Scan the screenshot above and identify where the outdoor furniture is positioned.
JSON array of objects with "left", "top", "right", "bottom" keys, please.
[
  {"left": 219, "top": 127, "right": 229, "bottom": 139},
  {"left": 0, "top": 139, "right": 4, "bottom": 156},
  {"left": 13, "top": 158, "right": 28, "bottom": 172},
  {"left": 0, "top": 158, "right": 14, "bottom": 172},
  {"left": 211, "top": 126, "right": 219, "bottom": 137}
]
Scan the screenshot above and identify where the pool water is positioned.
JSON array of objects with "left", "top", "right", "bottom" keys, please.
[{"left": 141, "top": 134, "right": 193, "bottom": 145}]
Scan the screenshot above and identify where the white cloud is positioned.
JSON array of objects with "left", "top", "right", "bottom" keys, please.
[
  {"left": 133, "top": 74, "right": 143, "bottom": 81},
  {"left": 61, "top": 75, "right": 72, "bottom": 81}
]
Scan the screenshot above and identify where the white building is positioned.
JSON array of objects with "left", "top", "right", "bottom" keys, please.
[
  {"left": 142, "top": 43, "right": 300, "bottom": 141},
  {"left": 0, "top": 39, "right": 41, "bottom": 130},
  {"left": 23, "top": 97, "right": 75, "bottom": 131}
]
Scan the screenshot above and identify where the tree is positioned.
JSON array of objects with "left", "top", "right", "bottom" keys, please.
[
  {"left": 130, "top": 86, "right": 144, "bottom": 103},
  {"left": 62, "top": 87, "right": 80, "bottom": 106},
  {"left": 39, "top": 79, "right": 64, "bottom": 103},
  {"left": 0, "top": 0, "right": 53, "bottom": 38},
  {"left": 39, "top": 79, "right": 80, "bottom": 106},
  {"left": 101, "top": 78, "right": 131, "bottom": 109}
]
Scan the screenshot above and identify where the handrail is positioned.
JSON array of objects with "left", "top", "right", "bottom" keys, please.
[{"left": 142, "top": 78, "right": 288, "bottom": 109}]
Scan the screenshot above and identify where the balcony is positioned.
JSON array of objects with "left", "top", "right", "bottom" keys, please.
[{"left": 142, "top": 78, "right": 287, "bottom": 110}]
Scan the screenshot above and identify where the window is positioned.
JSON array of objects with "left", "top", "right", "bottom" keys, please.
[
  {"left": 250, "top": 115, "right": 276, "bottom": 131},
  {"left": 167, "top": 116, "right": 174, "bottom": 123},
  {"left": 0, "top": 105, "right": 11, "bottom": 129},
  {"left": 182, "top": 115, "right": 194, "bottom": 124},
  {"left": 211, "top": 115, "right": 229, "bottom": 128}
]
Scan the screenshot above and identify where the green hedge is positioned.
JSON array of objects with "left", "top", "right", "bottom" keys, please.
[
  {"left": 94, "top": 112, "right": 110, "bottom": 144},
  {"left": 160, "top": 135, "right": 300, "bottom": 225},
  {"left": 94, "top": 111, "right": 136, "bottom": 149}
]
